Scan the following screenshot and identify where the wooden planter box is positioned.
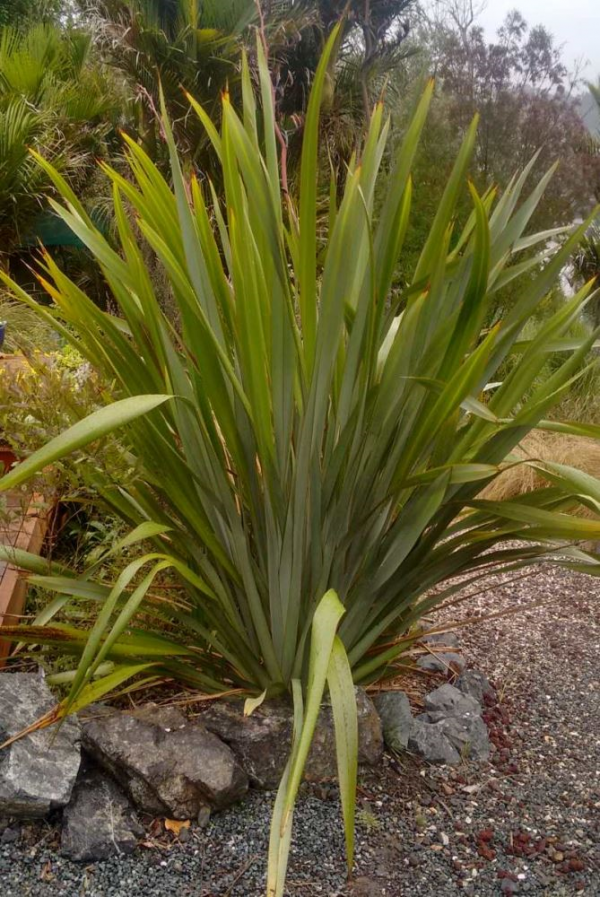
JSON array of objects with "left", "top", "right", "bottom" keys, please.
[
  {"left": 0, "top": 485, "right": 49, "bottom": 665},
  {"left": 0, "top": 356, "right": 52, "bottom": 664}
]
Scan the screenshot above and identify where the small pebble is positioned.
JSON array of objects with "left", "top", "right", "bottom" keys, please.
[
  {"left": 197, "top": 806, "right": 211, "bottom": 829},
  {"left": 501, "top": 882, "right": 519, "bottom": 896}
]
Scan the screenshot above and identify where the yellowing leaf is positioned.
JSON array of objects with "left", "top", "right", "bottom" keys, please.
[{"left": 244, "top": 688, "right": 267, "bottom": 716}]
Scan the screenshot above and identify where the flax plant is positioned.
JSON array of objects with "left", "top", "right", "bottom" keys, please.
[{"left": 2, "top": 28, "right": 600, "bottom": 894}]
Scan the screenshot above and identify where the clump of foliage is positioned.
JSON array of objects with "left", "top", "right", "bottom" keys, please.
[
  {"left": 0, "top": 293, "right": 60, "bottom": 354},
  {"left": 2, "top": 31, "right": 600, "bottom": 894},
  {"left": 81, "top": 0, "right": 418, "bottom": 177},
  {"left": 0, "top": 0, "right": 67, "bottom": 28},
  {"left": 0, "top": 346, "right": 137, "bottom": 509},
  {"left": 0, "top": 346, "right": 140, "bottom": 644},
  {"left": 79, "top": 0, "right": 258, "bottom": 167},
  {"left": 0, "top": 23, "right": 121, "bottom": 255}
]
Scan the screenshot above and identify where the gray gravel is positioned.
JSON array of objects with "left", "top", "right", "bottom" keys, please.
[{"left": 0, "top": 560, "right": 599, "bottom": 895}]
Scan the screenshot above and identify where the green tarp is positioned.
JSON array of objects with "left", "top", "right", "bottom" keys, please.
[{"left": 21, "top": 210, "right": 107, "bottom": 248}]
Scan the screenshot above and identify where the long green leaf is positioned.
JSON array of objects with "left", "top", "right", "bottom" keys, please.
[
  {"left": 298, "top": 25, "right": 341, "bottom": 374},
  {"left": 327, "top": 636, "right": 358, "bottom": 873},
  {"left": 0, "top": 395, "right": 172, "bottom": 491}
]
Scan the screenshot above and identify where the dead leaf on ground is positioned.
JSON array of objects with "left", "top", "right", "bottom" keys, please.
[
  {"left": 164, "top": 818, "right": 191, "bottom": 836},
  {"left": 461, "top": 783, "right": 482, "bottom": 794},
  {"left": 40, "top": 860, "right": 54, "bottom": 881}
]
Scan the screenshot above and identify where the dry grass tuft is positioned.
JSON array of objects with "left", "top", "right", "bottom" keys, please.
[{"left": 480, "top": 431, "right": 600, "bottom": 509}]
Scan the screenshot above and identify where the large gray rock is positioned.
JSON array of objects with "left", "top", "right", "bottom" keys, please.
[
  {"left": 202, "top": 688, "right": 383, "bottom": 789},
  {"left": 406, "top": 676, "right": 491, "bottom": 766},
  {"left": 456, "top": 670, "right": 495, "bottom": 705},
  {"left": 0, "top": 673, "right": 81, "bottom": 817},
  {"left": 423, "top": 683, "right": 480, "bottom": 717},
  {"left": 61, "top": 766, "right": 143, "bottom": 862},
  {"left": 416, "top": 652, "right": 466, "bottom": 674},
  {"left": 202, "top": 700, "right": 288, "bottom": 789},
  {"left": 309, "top": 689, "right": 383, "bottom": 778},
  {"left": 372, "top": 691, "right": 414, "bottom": 751},
  {"left": 409, "top": 711, "right": 489, "bottom": 764},
  {"left": 408, "top": 719, "right": 461, "bottom": 765},
  {"left": 81, "top": 704, "right": 247, "bottom": 819},
  {"left": 442, "top": 712, "right": 489, "bottom": 761}
]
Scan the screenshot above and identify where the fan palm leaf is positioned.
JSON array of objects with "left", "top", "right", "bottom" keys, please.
[{"left": 0, "top": 24, "right": 121, "bottom": 255}]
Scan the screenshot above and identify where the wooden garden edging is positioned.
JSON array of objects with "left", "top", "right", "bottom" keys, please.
[
  {"left": 0, "top": 489, "right": 49, "bottom": 665},
  {"left": 0, "top": 355, "right": 52, "bottom": 666}
]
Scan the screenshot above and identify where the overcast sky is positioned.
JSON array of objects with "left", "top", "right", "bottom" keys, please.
[{"left": 477, "top": 0, "right": 600, "bottom": 79}]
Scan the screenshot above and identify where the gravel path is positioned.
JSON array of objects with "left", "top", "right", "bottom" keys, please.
[{"left": 1, "top": 562, "right": 599, "bottom": 896}]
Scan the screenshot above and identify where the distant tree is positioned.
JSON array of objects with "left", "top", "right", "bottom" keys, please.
[
  {"left": 261, "top": 0, "right": 417, "bottom": 181},
  {"left": 418, "top": 8, "right": 600, "bottom": 226},
  {"left": 0, "top": 0, "right": 70, "bottom": 27}
]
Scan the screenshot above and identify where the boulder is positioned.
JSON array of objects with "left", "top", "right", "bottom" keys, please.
[
  {"left": 81, "top": 704, "right": 248, "bottom": 819},
  {"left": 406, "top": 678, "right": 491, "bottom": 765},
  {"left": 408, "top": 711, "right": 490, "bottom": 766},
  {"left": 456, "top": 670, "right": 495, "bottom": 704},
  {"left": 436, "top": 712, "right": 490, "bottom": 761},
  {"left": 372, "top": 691, "right": 414, "bottom": 751},
  {"left": 61, "top": 765, "right": 143, "bottom": 862},
  {"left": 202, "top": 688, "right": 383, "bottom": 789},
  {"left": 202, "top": 699, "right": 289, "bottom": 789},
  {"left": 0, "top": 673, "right": 80, "bottom": 817},
  {"left": 309, "top": 689, "right": 383, "bottom": 779},
  {"left": 409, "top": 711, "right": 489, "bottom": 764},
  {"left": 423, "top": 683, "right": 481, "bottom": 717},
  {"left": 408, "top": 719, "right": 461, "bottom": 765}
]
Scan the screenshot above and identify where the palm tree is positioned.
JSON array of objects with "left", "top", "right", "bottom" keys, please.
[
  {"left": 0, "top": 24, "right": 121, "bottom": 258},
  {"left": 264, "top": 0, "right": 417, "bottom": 177},
  {"left": 79, "top": 0, "right": 257, "bottom": 168},
  {"left": 80, "top": 0, "right": 418, "bottom": 181}
]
